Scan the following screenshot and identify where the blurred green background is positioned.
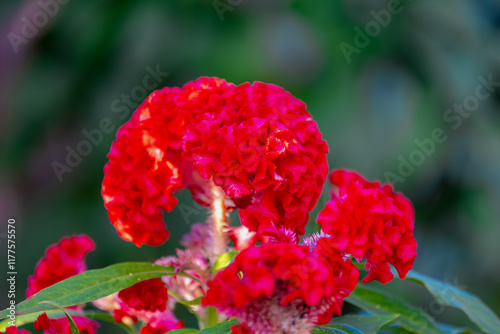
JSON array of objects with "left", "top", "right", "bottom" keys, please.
[{"left": 1, "top": 0, "right": 500, "bottom": 331}]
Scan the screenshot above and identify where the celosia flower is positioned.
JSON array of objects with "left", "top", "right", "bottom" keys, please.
[
  {"left": 180, "top": 222, "right": 214, "bottom": 260},
  {"left": 317, "top": 169, "right": 417, "bottom": 284},
  {"left": 155, "top": 225, "right": 208, "bottom": 317},
  {"left": 24, "top": 235, "right": 98, "bottom": 333},
  {"left": 202, "top": 243, "right": 358, "bottom": 334},
  {"left": 33, "top": 313, "right": 98, "bottom": 334},
  {"left": 102, "top": 77, "right": 328, "bottom": 246},
  {"left": 118, "top": 279, "right": 169, "bottom": 312},
  {"left": 26, "top": 235, "right": 95, "bottom": 297},
  {"left": 0, "top": 327, "right": 32, "bottom": 334},
  {"left": 231, "top": 324, "right": 253, "bottom": 334},
  {"left": 111, "top": 300, "right": 183, "bottom": 334},
  {"left": 94, "top": 279, "right": 183, "bottom": 333}
]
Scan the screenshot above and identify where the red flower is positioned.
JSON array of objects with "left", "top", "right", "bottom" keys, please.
[
  {"left": 102, "top": 78, "right": 328, "bottom": 246},
  {"left": 33, "top": 313, "right": 99, "bottom": 334},
  {"left": 231, "top": 324, "right": 253, "bottom": 334},
  {"left": 118, "top": 278, "right": 169, "bottom": 312},
  {"left": 102, "top": 78, "right": 234, "bottom": 247},
  {"left": 0, "top": 327, "right": 32, "bottom": 334},
  {"left": 26, "top": 235, "right": 95, "bottom": 297},
  {"left": 317, "top": 169, "right": 417, "bottom": 284},
  {"left": 202, "top": 243, "right": 358, "bottom": 333},
  {"left": 139, "top": 310, "right": 184, "bottom": 334},
  {"left": 184, "top": 83, "right": 328, "bottom": 236}
]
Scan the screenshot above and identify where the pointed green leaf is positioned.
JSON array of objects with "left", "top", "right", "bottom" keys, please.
[
  {"left": 346, "top": 286, "right": 446, "bottom": 334},
  {"left": 326, "top": 314, "right": 399, "bottom": 334},
  {"left": 406, "top": 270, "right": 500, "bottom": 334},
  {"left": 0, "top": 262, "right": 177, "bottom": 319},
  {"left": 39, "top": 301, "right": 79, "bottom": 334},
  {"left": 198, "top": 319, "right": 238, "bottom": 333},
  {"left": 167, "top": 329, "right": 200, "bottom": 334}
]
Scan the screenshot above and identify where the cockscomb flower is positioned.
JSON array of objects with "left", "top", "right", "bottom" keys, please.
[
  {"left": 24, "top": 235, "right": 98, "bottom": 333},
  {"left": 155, "top": 224, "right": 208, "bottom": 318},
  {"left": 33, "top": 313, "right": 98, "bottom": 334},
  {"left": 26, "top": 234, "right": 95, "bottom": 297},
  {"left": 202, "top": 242, "right": 358, "bottom": 334},
  {"left": 110, "top": 300, "right": 183, "bottom": 334},
  {"left": 317, "top": 169, "right": 417, "bottom": 284},
  {"left": 230, "top": 324, "right": 253, "bottom": 334},
  {"left": 94, "top": 282, "right": 183, "bottom": 334},
  {"left": 118, "top": 279, "right": 169, "bottom": 312},
  {"left": 102, "top": 77, "right": 328, "bottom": 247}
]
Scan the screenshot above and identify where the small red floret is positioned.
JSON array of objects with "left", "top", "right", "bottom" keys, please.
[{"left": 317, "top": 169, "right": 417, "bottom": 284}]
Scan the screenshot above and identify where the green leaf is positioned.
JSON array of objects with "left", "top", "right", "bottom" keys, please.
[
  {"left": 346, "top": 285, "right": 446, "bottom": 334},
  {"left": 198, "top": 319, "right": 238, "bottom": 333},
  {"left": 326, "top": 314, "right": 399, "bottom": 334},
  {"left": 39, "top": 301, "right": 79, "bottom": 334},
  {"left": 406, "top": 270, "right": 500, "bottom": 334},
  {"left": 313, "top": 324, "right": 363, "bottom": 334},
  {"left": 212, "top": 251, "right": 239, "bottom": 272},
  {"left": 167, "top": 329, "right": 200, "bottom": 334},
  {"left": 0, "top": 262, "right": 177, "bottom": 319}
]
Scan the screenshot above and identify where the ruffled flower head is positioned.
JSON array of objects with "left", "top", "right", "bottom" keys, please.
[
  {"left": 317, "top": 169, "right": 418, "bottom": 284},
  {"left": 25, "top": 235, "right": 99, "bottom": 334},
  {"left": 102, "top": 77, "right": 328, "bottom": 246},
  {"left": 202, "top": 242, "right": 358, "bottom": 334},
  {"left": 26, "top": 235, "right": 95, "bottom": 297},
  {"left": 34, "top": 313, "right": 98, "bottom": 334}
]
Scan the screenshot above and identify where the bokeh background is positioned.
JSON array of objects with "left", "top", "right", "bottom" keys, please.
[{"left": 1, "top": 0, "right": 500, "bottom": 332}]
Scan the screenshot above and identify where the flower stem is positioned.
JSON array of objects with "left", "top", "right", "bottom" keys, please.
[{"left": 211, "top": 187, "right": 228, "bottom": 257}]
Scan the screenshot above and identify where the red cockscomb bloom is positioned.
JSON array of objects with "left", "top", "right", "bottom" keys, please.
[
  {"left": 33, "top": 312, "right": 99, "bottom": 334},
  {"left": 102, "top": 77, "right": 328, "bottom": 246},
  {"left": 118, "top": 278, "right": 169, "bottom": 312},
  {"left": 0, "top": 327, "right": 32, "bottom": 334},
  {"left": 202, "top": 242, "right": 358, "bottom": 334},
  {"left": 26, "top": 235, "right": 95, "bottom": 297},
  {"left": 231, "top": 324, "right": 253, "bottom": 334},
  {"left": 25, "top": 236, "right": 98, "bottom": 333},
  {"left": 317, "top": 169, "right": 417, "bottom": 284}
]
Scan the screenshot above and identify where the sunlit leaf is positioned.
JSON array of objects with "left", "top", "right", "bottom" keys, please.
[{"left": 0, "top": 262, "right": 178, "bottom": 318}]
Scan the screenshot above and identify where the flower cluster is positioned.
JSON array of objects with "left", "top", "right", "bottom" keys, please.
[
  {"left": 94, "top": 279, "right": 183, "bottom": 334},
  {"left": 26, "top": 235, "right": 95, "bottom": 297},
  {"left": 33, "top": 313, "right": 98, "bottom": 334},
  {"left": 202, "top": 242, "right": 359, "bottom": 334},
  {"left": 2, "top": 78, "right": 419, "bottom": 334},
  {"left": 102, "top": 77, "right": 328, "bottom": 246},
  {"left": 3, "top": 235, "right": 99, "bottom": 334},
  {"left": 317, "top": 169, "right": 417, "bottom": 283}
]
